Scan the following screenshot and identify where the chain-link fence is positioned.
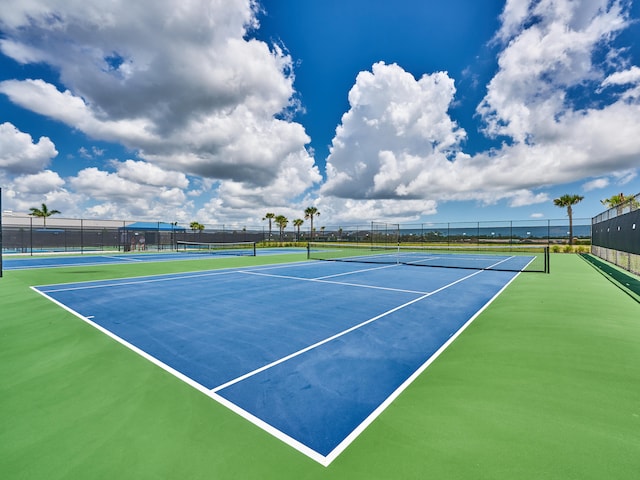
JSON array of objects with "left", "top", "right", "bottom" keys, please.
[
  {"left": 1, "top": 213, "right": 592, "bottom": 256},
  {"left": 309, "top": 219, "right": 591, "bottom": 246},
  {"left": 0, "top": 215, "right": 269, "bottom": 254}
]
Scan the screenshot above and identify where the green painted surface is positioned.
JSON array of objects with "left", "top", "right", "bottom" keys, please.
[{"left": 1, "top": 253, "right": 638, "bottom": 479}]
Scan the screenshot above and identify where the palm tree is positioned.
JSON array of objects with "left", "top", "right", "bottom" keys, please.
[
  {"left": 304, "top": 206, "right": 320, "bottom": 240},
  {"left": 263, "top": 212, "right": 275, "bottom": 242},
  {"left": 601, "top": 193, "right": 638, "bottom": 214},
  {"left": 29, "top": 203, "right": 61, "bottom": 228},
  {"left": 553, "top": 194, "right": 584, "bottom": 245},
  {"left": 274, "top": 215, "right": 288, "bottom": 241},
  {"left": 293, "top": 218, "right": 304, "bottom": 241},
  {"left": 189, "top": 221, "right": 204, "bottom": 240},
  {"left": 189, "top": 221, "right": 205, "bottom": 232}
]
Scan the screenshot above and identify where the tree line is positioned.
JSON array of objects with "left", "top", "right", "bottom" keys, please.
[{"left": 262, "top": 207, "right": 320, "bottom": 241}]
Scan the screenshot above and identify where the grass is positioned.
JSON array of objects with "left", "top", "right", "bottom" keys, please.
[{"left": 1, "top": 253, "right": 639, "bottom": 479}]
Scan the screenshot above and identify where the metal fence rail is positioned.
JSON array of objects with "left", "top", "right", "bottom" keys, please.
[
  {"left": 591, "top": 192, "right": 640, "bottom": 275},
  {"left": 592, "top": 192, "right": 640, "bottom": 223}
]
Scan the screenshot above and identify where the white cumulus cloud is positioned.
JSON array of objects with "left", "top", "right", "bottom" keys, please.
[
  {"left": 0, "top": 0, "right": 320, "bottom": 218},
  {"left": 68, "top": 167, "right": 193, "bottom": 220},
  {"left": 0, "top": 122, "right": 58, "bottom": 174},
  {"left": 583, "top": 177, "right": 610, "bottom": 191},
  {"left": 321, "top": 1, "right": 640, "bottom": 221},
  {"left": 13, "top": 170, "right": 65, "bottom": 194},
  {"left": 3, "top": 170, "right": 85, "bottom": 216},
  {"left": 1, "top": 0, "right": 639, "bottom": 224},
  {"left": 323, "top": 62, "right": 465, "bottom": 200},
  {"left": 113, "top": 160, "right": 190, "bottom": 189}
]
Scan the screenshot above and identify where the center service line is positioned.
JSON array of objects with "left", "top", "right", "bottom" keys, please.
[{"left": 211, "top": 266, "right": 489, "bottom": 394}]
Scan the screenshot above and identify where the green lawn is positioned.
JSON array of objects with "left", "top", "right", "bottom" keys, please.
[{"left": 1, "top": 253, "right": 638, "bottom": 479}]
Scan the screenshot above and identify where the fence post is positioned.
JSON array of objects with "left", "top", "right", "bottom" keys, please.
[{"left": 509, "top": 220, "right": 513, "bottom": 245}]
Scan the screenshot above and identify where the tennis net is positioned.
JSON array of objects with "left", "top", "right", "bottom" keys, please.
[
  {"left": 307, "top": 242, "right": 549, "bottom": 273},
  {"left": 176, "top": 240, "right": 257, "bottom": 256}
]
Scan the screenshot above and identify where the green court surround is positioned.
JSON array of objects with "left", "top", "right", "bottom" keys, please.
[{"left": 1, "top": 253, "right": 638, "bottom": 479}]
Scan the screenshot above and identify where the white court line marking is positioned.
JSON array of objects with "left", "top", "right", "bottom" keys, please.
[
  {"left": 30, "top": 281, "right": 328, "bottom": 465},
  {"left": 101, "top": 255, "right": 144, "bottom": 262},
  {"left": 32, "top": 254, "right": 519, "bottom": 467},
  {"left": 8, "top": 249, "right": 284, "bottom": 271},
  {"left": 213, "top": 255, "right": 517, "bottom": 465},
  {"left": 240, "top": 260, "right": 337, "bottom": 273},
  {"left": 32, "top": 259, "right": 315, "bottom": 289},
  {"left": 212, "top": 266, "right": 489, "bottom": 394},
  {"left": 38, "top": 269, "right": 240, "bottom": 293},
  {"left": 313, "top": 263, "right": 399, "bottom": 280},
  {"left": 5, "top": 259, "right": 127, "bottom": 270},
  {"left": 239, "top": 270, "right": 427, "bottom": 295},
  {"left": 37, "top": 259, "right": 329, "bottom": 293},
  {"left": 403, "top": 255, "right": 514, "bottom": 266},
  {"left": 323, "top": 267, "right": 524, "bottom": 466}
]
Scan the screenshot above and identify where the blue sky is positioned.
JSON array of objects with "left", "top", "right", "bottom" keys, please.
[{"left": 1, "top": 0, "right": 639, "bottom": 228}]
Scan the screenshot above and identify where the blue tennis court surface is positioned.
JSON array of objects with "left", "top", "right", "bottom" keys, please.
[
  {"left": 3, "top": 248, "right": 305, "bottom": 270},
  {"left": 33, "top": 260, "right": 523, "bottom": 465}
]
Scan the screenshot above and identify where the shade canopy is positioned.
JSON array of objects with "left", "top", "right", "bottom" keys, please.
[{"left": 119, "top": 222, "right": 186, "bottom": 232}]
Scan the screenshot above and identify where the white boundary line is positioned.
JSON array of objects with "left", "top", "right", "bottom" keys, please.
[
  {"left": 38, "top": 269, "right": 240, "bottom": 293},
  {"left": 31, "top": 255, "right": 521, "bottom": 467},
  {"left": 33, "top": 259, "right": 317, "bottom": 291},
  {"left": 34, "top": 257, "right": 398, "bottom": 293},
  {"left": 101, "top": 255, "right": 145, "bottom": 262},
  {"left": 30, "top": 286, "right": 213, "bottom": 396},
  {"left": 30, "top": 282, "right": 329, "bottom": 465},
  {"left": 323, "top": 268, "right": 525, "bottom": 465},
  {"left": 5, "top": 254, "right": 182, "bottom": 270},
  {"left": 7, "top": 248, "right": 307, "bottom": 271},
  {"left": 313, "top": 263, "right": 399, "bottom": 279},
  {"left": 212, "top": 268, "right": 487, "bottom": 395},
  {"left": 219, "top": 256, "right": 518, "bottom": 465},
  {"left": 239, "top": 270, "right": 428, "bottom": 295}
]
